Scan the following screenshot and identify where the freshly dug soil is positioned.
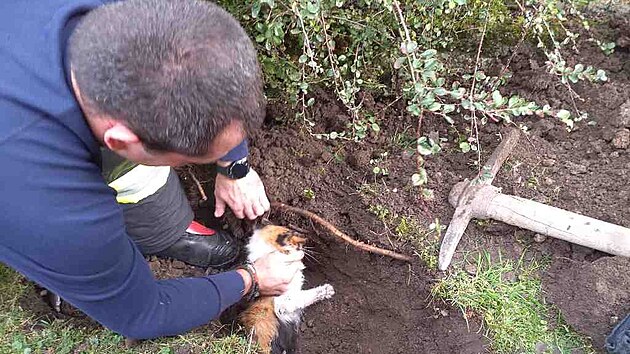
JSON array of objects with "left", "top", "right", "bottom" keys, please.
[{"left": 544, "top": 256, "right": 630, "bottom": 349}]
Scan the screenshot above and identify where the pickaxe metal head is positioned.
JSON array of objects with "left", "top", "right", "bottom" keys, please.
[{"left": 438, "top": 128, "right": 521, "bottom": 270}]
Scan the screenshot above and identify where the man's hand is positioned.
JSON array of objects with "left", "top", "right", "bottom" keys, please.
[
  {"left": 235, "top": 251, "right": 304, "bottom": 297},
  {"left": 254, "top": 251, "right": 304, "bottom": 296},
  {"left": 214, "top": 168, "right": 270, "bottom": 220}
]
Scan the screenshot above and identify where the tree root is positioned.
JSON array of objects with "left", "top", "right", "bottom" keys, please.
[{"left": 271, "top": 202, "right": 413, "bottom": 262}]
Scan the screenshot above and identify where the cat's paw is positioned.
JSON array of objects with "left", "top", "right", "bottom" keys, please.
[{"left": 319, "top": 284, "right": 335, "bottom": 299}]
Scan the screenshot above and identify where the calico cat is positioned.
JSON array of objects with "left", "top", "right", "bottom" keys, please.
[{"left": 240, "top": 225, "right": 335, "bottom": 354}]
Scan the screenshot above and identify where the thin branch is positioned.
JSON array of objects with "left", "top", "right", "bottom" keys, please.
[
  {"left": 188, "top": 168, "right": 207, "bottom": 201},
  {"left": 271, "top": 202, "right": 413, "bottom": 262},
  {"left": 393, "top": 1, "right": 418, "bottom": 84},
  {"left": 469, "top": 7, "right": 489, "bottom": 170}
]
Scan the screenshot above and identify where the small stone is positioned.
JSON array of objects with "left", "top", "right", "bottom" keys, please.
[
  {"left": 502, "top": 271, "right": 517, "bottom": 283},
  {"left": 535, "top": 342, "right": 549, "bottom": 353},
  {"left": 611, "top": 151, "right": 620, "bottom": 158},
  {"left": 611, "top": 129, "right": 630, "bottom": 149},
  {"left": 307, "top": 319, "right": 315, "bottom": 328},
  {"left": 465, "top": 263, "right": 477, "bottom": 275},
  {"left": 148, "top": 261, "right": 161, "bottom": 273},
  {"left": 611, "top": 315, "right": 620, "bottom": 325},
  {"left": 300, "top": 322, "right": 307, "bottom": 332},
  {"left": 172, "top": 260, "right": 186, "bottom": 269},
  {"left": 565, "top": 161, "right": 587, "bottom": 175},
  {"left": 440, "top": 309, "right": 449, "bottom": 317},
  {"left": 614, "top": 99, "right": 630, "bottom": 128},
  {"left": 541, "top": 158, "right": 556, "bottom": 167},
  {"left": 543, "top": 177, "right": 555, "bottom": 186},
  {"left": 175, "top": 347, "right": 192, "bottom": 354},
  {"left": 170, "top": 268, "right": 184, "bottom": 277},
  {"left": 534, "top": 234, "right": 547, "bottom": 243},
  {"left": 125, "top": 339, "right": 140, "bottom": 348}
]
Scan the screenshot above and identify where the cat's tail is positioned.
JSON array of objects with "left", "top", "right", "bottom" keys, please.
[{"left": 271, "top": 319, "right": 299, "bottom": 354}]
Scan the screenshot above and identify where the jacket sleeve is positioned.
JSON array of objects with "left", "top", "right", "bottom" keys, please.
[
  {"left": 218, "top": 139, "right": 248, "bottom": 162},
  {"left": 0, "top": 118, "right": 244, "bottom": 339}
]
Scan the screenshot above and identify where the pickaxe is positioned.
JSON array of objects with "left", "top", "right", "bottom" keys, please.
[{"left": 438, "top": 128, "right": 630, "bottom": 271}]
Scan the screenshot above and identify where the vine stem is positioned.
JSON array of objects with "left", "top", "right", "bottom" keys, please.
[
  {"left": 271, "top": 202, "right": 413, "bottom": 262},
  {"left": 392, "top": 0, "right": 418, "bottom": 84},
  {"left": 469, "top": 7, "right": 489, "bottom": 170}
]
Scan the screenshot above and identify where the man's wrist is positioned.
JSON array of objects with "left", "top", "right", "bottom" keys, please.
[
  {"left": 236, "top": 269, "right": 252, "bottom": 296},
  {"left": 236, "top": 262, "right": 260, "bottom": 301}
]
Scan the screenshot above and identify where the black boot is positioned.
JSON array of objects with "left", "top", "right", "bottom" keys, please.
[
  {"left": 156, "top": 221, "right": 239, "bottom": 269},
  {"left": 607, "top": 314, "right": 630, "bottom": 353}
]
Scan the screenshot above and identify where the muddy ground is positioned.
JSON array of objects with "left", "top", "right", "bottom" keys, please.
[{"left": 16, "top": 7, "right": 630, "bottom": 354}]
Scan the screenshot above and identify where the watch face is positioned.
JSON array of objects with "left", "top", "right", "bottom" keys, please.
[{"left": 231, "top": 163, "right": 249, "bottom": 178}]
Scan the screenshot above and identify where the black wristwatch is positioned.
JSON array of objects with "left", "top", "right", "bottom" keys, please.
[{"left": 216, "top": 157, "right": 250, "bottom": 179}]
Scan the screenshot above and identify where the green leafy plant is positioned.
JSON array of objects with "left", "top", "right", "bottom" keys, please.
[{"left": 219, "top": 0, "right": 612, "bottom": 185}]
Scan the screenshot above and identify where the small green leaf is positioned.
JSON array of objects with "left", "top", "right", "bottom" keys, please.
[
  {"left": 401, "top": 41, "right": 418, "bottom": 54},
  {"left": 443, "top": 104, "right": 456, "bottom": 114},
  {"left": 492, "top": 90, "right": 503, "bottom": 107},
  {"left": 394, "top": 57, "right": 406, "bottom": 70},
  {"left": 433, "top": 87, "right": 448, "bottom": 96},
  {"left": 329, "top": 131, "right": 338, "bottom": 139},
  {"left": 420, "top": 49, "right": 437, "bottom": 58},
  {"left": 508, "top": 96, "right": 519, "bottom": 108},
  {"left": 427, "top": 102, "right": 441, "bottom": 111},
  {"left": 411, "top": 170, "right": 428, "bottom": 186},
  {"left": 299, "top": 54, "right": 308, "bottom": 64},
  {"left": 307, "top": 97, "right": 315, "bottom": 106},
  {"left": 459, "top": 141, "right": 471, "bottom": 153},
  {"left": 556, "top": 109, "right": 571, "bottom": 120}
]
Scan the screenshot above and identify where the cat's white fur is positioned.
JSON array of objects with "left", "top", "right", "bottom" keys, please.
[{"left": 247, "top": 228, "right": 335, "bottom": 324}]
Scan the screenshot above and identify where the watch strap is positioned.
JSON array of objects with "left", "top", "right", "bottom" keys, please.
[{"left": 216, "top": 158, "right": 249, "bottom": 179}]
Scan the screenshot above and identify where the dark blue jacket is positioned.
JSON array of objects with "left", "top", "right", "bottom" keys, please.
[{"left": 0, "top": 0, "right": 246, "bottom": 339}]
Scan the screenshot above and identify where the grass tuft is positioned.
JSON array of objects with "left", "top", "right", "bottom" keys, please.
[
  {"left": 432, "top": 253, "right": 593, "bottom": 354},
  {"left": 0, "top": 265, "right": 250, "bottom": 354}
]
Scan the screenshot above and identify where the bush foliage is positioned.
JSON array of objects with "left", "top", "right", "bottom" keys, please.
[{"left": 219, "top": 0, "right": 612, "bottom": 187}]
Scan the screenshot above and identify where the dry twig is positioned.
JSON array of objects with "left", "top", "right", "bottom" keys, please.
[
  {"left": 271, "top": 202, "right": 413, "bottom": 262},
  {"left": 188, "top": 168, "right": 207, "bottom": 201}
]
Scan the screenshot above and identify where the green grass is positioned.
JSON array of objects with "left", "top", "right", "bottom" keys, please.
[
  {"left": 0, "top": 265, "right": 251, "bottom": 354},
  {"left": 432, "top": 253, "right": 594, "bottom": 354}
]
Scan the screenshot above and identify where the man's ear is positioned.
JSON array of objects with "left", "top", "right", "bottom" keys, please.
[{"left": 103, "top": 123, "right": 140, "bottom": 152}]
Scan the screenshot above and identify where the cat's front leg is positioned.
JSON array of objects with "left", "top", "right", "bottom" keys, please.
[{"left": 274, "top": 284, "right": 335, "bottom": 321}]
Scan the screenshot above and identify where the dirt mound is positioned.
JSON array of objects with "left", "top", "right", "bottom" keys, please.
[{"left": 544, "top": 257, "right": 630, "bottom": 348}]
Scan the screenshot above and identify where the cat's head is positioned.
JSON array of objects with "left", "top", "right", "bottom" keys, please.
[
  {"left": 257, "top": 225, "right": 306, "bottom": 253},
  {"left": 247, "top": 225, "right": 307, "bottom": 261}
]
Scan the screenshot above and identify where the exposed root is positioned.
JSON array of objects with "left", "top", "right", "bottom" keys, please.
[{"left": 271, "top": 202, "right": 413, "bottom": 262}]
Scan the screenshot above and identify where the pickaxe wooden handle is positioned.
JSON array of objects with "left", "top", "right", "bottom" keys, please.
[{"left": 439, "top": 128, "right": 630, "bottom": 270}]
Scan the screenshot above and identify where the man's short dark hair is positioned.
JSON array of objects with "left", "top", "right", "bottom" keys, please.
[{"left": 69, "top": 0, "right": 265, "bottom": 156}]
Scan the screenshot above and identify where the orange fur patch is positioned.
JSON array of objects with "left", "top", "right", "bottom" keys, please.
[{"left": 240, "top": 296, "right": 278, "bottom": 354}]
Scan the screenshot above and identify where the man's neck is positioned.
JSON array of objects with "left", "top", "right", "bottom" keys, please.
[{"left": 70, "top": 69, "right": 110, "bottom": 146}]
